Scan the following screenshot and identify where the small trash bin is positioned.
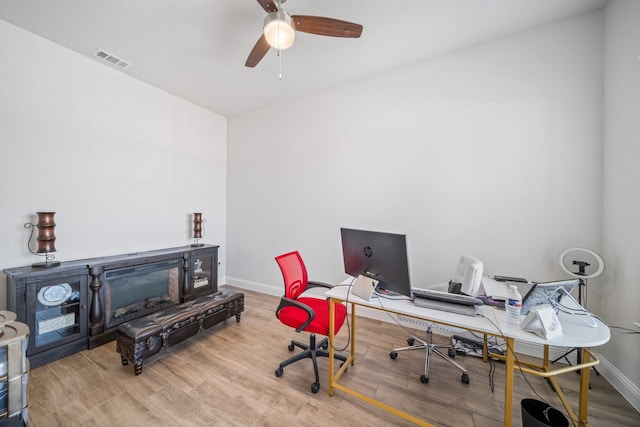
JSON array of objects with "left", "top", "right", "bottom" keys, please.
[{"left": 521, "top": 399, "right": 568, "bottom": 427}]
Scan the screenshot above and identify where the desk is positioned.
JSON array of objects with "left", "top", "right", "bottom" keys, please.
[{"left": 326, "top": 286, "right": 610, "bottom": 427}]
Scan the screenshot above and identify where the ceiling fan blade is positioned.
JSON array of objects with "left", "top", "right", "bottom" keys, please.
[
  {"left": 245, "top": 34, "right": 271, "bottom": 67},
  {"left": 256, "top": 0, "right": 278, "bottom": 13},
  {"left": 291, "top": 15, "right": 363, "bottom": 38}
]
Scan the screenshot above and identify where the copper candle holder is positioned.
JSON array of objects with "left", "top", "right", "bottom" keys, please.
[
  {"left": 191, "top": 212, "right": 205, "bottom": 247},
  {"left": 24, "top": 211, "right": 61, "bottom": 268}
]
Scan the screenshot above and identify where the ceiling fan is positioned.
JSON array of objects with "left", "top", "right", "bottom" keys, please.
[{"left": 245, "top": 0, "right": 363, "bottom": 68}]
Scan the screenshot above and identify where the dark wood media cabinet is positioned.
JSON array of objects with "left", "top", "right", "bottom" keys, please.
[{"left": 4, "top": 245, "right": 218, "bottom": 368}]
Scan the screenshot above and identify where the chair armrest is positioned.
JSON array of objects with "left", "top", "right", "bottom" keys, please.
[
  {"left": 307, "top": 280, "right": 332, "bottom": 289},
  {"left": 276, "top": 297, "right": 315, "bottom": 333}
]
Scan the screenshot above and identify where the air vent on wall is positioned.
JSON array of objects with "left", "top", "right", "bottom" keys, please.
[{"left": 92, "top": 49, "right": 132, "bottom": 69}]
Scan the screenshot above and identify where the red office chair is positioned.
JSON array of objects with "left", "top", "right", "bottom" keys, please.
[{"left": 274, "top": 251, "right": 348, "bottom": 393}]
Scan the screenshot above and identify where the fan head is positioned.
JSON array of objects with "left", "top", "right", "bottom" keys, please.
[
  {"left": 245, "top": 0, "right": 363, "bottom": 68},
  {"left": 559, "top": 248, "right": 604, "bottom": 280}
]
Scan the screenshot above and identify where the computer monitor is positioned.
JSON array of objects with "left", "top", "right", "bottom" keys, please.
[{"left": 340, "top": 228, "right": 412, "bottom": 298}]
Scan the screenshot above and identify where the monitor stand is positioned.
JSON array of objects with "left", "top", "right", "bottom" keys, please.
[{"left": 351, "top": 275, "right": 379, "bottom": 301}]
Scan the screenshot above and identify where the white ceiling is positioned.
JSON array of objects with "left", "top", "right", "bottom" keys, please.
[{"left": 0, "top": 0, "right": 608, "bottom": 117}]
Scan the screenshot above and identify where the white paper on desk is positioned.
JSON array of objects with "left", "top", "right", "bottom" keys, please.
[
  {"left": 519, "top": 304, "right": 563, "bottom": 339},
  {"left": 480, "top": 277, "right": 509, "bottom": 300}
]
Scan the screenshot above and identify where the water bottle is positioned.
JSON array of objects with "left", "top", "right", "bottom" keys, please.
[{"left": 506, "top": 284, "right": 522, "bottom": 326}]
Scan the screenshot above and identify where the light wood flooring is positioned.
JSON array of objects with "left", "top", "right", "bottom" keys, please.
[{"left": 25, "top": 287, "right": 639, "bottom": 426}]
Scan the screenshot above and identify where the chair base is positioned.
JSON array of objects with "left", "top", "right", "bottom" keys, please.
[
  {"left": 390, "top": 325, "right": 469, "bottom": 384},
  {"left": 275, "top": 333, "right": 347, "bottom": 393}
]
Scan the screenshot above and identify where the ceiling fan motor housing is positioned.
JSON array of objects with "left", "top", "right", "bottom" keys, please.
[{"left": 263, "top": 11, "right": 295, "bottom": 49}]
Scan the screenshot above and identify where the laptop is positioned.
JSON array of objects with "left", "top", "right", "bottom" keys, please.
[
  {"left": 482, "top": 277, "right": 535, "bottom": 301},
  {"left": 521, "top": 279, "right": 580, "bottom": 315}
]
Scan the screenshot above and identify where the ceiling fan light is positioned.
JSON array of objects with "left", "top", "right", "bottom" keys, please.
[{"left": 264, "top": 11, "right": 295, "bottom": 50}]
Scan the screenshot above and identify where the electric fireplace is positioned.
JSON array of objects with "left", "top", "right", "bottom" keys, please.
[{"left": 103, "top": 259, "right": 181, "bottom": 329}]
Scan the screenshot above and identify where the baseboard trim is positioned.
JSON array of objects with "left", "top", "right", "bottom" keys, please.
[
  {"left": 225, "top": 276, "right": 281, "bottom": 296},
  {"left": 596, "top": 354, "right": 640, "bottom": 413}
]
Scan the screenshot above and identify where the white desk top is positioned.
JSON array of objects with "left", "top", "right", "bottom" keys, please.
[{"left": 326, "top": 285, "right": 610, "bottom": 348}]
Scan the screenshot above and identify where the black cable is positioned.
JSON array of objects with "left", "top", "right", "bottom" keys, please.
[
  {"left": 466, "top": 329, "right": 505, "bottom": 352},
  {"left": 478, "top": 313, "right": 548, "bottom": 402},
  {"left": 330, "top": 282, "right": 425, "bottom": 353},
  {"left": 328, "top": 280, "right": 355, "bottom": 353},
  {"left": 488, "top": 356, "right": 495, "bottom": 392},
  {"left": 452, "top": 335, "right": 492, "bottom": 356},
  {"left": 374, "top": 292, "right": 427, "bottom": 339},
  {"left": 329, "top": 281, "right": 424, "bottom": 355}
]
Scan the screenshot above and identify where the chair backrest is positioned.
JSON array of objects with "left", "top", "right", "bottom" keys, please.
[{"left": 275, "top": 251, "right": 308, "bottom": 300}]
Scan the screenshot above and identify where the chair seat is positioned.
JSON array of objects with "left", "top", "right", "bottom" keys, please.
[{"left": 277, "top": 297, "right": 347, "bottom": 335}]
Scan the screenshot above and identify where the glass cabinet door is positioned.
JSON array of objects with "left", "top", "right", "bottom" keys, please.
[
  {"left": 191, "top": 255, "right": 213, "bottom": 295},
  {"left": 26, "top": 274, "right": 87, "bottom": 352},
  {"left": 190, "top": 247, "right": 218, "bottom": 297}
]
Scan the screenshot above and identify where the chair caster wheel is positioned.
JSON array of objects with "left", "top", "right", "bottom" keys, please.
[
  {"left": 275, "top": 367, "right": 283, "bottom": 377},
  {"left": 407, "top": 338, "right": 415, "bottom": 346},
  {"left": 461, "top": 373, "right": 469, "bottom": 384},
  {"left": 311, "top": 382, "right": 320, "bottom": 393},
  {"left": 321, "top": 341, "right": 328, "bottom": 350},
  {"left": 448, "top": 348, "right": 456, "bottom": 358},
  {"left": 390, "top": 351, "right": 398, "bottom": 359},
  {"left": 420, "top": 375, "right": 429, "bottom": 383}
]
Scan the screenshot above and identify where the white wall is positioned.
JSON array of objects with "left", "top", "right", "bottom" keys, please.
[
  {"left": 0, "top": 19, "right": 228, "bottom": 308},
  {"left": 227, "top": 12, "right": 604, "bottom": 297},
  {"left": 602, "top": 0, "right": 640, "bottom": 406}
]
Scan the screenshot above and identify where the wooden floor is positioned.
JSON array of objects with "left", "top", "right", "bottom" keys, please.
[{"left": 25, "top": 287, "right": 639, "bottom": 427}]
